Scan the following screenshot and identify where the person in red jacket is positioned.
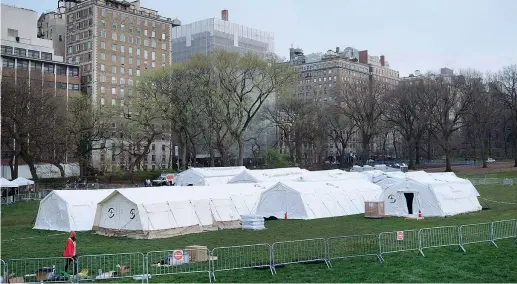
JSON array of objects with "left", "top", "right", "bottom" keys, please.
[{"left": 63, "top": 231, "right": 78, "bottom": 275}]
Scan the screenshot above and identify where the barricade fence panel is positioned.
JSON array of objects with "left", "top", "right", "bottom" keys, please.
[
  {"left": 327, "top": 234, "right": 381, "bottom": 262},
  {"left": 379, "top": 230, "right": 421, "bottom": 255},
  {"left": 272, "top": 238, "right": 329, "bottom": 268},
  {"left": 492, "top": 219, "right": 517, "bottom": 240},
  {"left": 77, "top": 252, "right": 145, "bottom": 282},
  {"left": 459, "top": 223, "right": 496, "bottom": 247},
  {"left": 419, "top": 226, "right": 462, "bottom": 252},
  {"left": 7, "top": 257, "right": 76, "bottom": 283},
  {"left": 211, "top": 244, "right": 272, "bottom": 273},
  {"left": 146, "top": 248, "right": 210, "bottom": 279}
]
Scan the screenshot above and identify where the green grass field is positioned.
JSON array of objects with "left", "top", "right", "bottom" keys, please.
[{"left": 2, "top": 172, "right": 517, "bottom": 282}]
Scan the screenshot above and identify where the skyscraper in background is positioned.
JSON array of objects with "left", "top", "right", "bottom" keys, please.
[{"left": 172, "top": 10, "right": 274, "bottom": 63}]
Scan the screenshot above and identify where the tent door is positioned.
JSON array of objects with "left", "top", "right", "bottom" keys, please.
[{"left": 403, "top": 193, "right": 414, "bottom": 214}]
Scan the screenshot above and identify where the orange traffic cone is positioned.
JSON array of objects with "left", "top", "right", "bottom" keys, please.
[
  {"left": 418, "top": 209, "right": 423, "bottom": 220},
  {"left": 284, "top": 212, "right": 288, "bottom": 220}
]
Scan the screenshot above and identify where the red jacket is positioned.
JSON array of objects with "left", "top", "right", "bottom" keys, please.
[{"left": 63, "top": 238, "right": 76, "bottom": 257}]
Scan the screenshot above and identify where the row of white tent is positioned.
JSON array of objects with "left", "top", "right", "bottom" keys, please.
[
  {"left": 33, "top": 167, "right": 482, "bottom": 239},
  {"left": 0, "top": 177, "right": 35, "bottom": 187}
]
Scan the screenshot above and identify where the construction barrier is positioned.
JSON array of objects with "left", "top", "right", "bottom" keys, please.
[
  {"left": 459, "top": 222, "right": 497, "bottom": 248},
  {"left": 378, "top": 229, "right": 422, "bottom": 260},
  {"left": 327, "top": 234, "right": 382, "bottom": 265},
  {"left": 272, "top": 238, "right": 330, "bottom": 269},
  {"left": 491, "top": 219, "right": 517, "bottom": 241},
  {"left": 146, "top": 248, "right": 211, "bottom": 283},
  {"left": 77, "top": 252, "right": 146, "bottom": 282},
  {"left": 7, "top": 257, "right": 76, "bottom": 283},
  {"left": 418, "top": 226, "right": 464, "bottom": 256},
  {"left": 211, "top": 244, "right": 274, "bottom": 280}
]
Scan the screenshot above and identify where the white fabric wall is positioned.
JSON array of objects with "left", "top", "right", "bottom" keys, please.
[{"left": 228, "top": 168, "right": 309, "bottom": 184}]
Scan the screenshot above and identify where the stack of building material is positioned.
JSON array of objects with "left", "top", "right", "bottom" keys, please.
[{"left": 241, "top": 214, "right": 265, "bottom": 230}]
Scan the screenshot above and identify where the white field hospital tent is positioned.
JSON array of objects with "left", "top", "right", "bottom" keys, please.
[
  {"left": 93, "top": 183, "right": 274, "bottom": 239},
  {"left": 175, "top": 166, "right": 246, "bottom": 186},
  {"left": 34, "top": 189, "right": 115, "bottom": 231},
  {"left": 227, "top": 167, "right": 309, "bottom": 184},
  {"left": 381, "top": 176, "right": 482, "bottom": 218},
  {"left": 295, "top": 169, "right": 369, "bottom": 182},
  {"left": 255, "top": 180, "right": 382, "bottom": 220}
]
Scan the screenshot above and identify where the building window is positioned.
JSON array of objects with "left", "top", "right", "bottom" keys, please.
[
  {"left": 41, "top": 52, "right": 52, "bottom": 60},
  {"left": 101, "top": 86, "right": 105, "bottom": 94},
  {"left": 112, "top": 66, "right": 116, "bottom": 73},
  {"left": 44, "top": 64, "right": 55, "bottom": 74},
  {"left": 31, "top": 61, "right": 42, "bottom": 71},
  {"left": 144, "top": 50, "right": 148, "bottom": 59},
  {"left": 101, "top": 41, "right": 106, "bottom": 49},
  {"left": 44, "top": 81, "right": 55, "bottom": 88},
  {"left": 112, "top": 54, "right": 116, "bottom": 62},
  {"left": 121, "top": 45, "right": 125, "bottom": 53},
  {"left": 100, "top": 53, "right": 105, "bottom": 60},
  {"left": 7, "top": 28, "right": 18, "bottom": 37},
  {"left": 161, "top": 54, "right": 165, "bottom": 62},
  {"left": 121, "top": 57, "right": 125, "bottom": 64},
  {"left": 161, "top": 43, "right": 166, "bottom": 50},
  {"left": 112, "top": 99, "right": 116, "bottom": 106},
  {"left": 136, "top": 69, "right": 140, "bottom": 76},
  {"left": 136, "top": 48, "right": 140, "bottom": 56},
  {"left": 57, "top": 82, "right": 67, "bottom": 89},
  {"left": 151, "top": 51, "right": 155, "bottom": 61},
  {"left": 70, "top": 67, "right": 79, "bottom": 76},
  {"left": 129, "top": 47, "right": 133, "bottom": 54},
  {"left": 128, "top": 69, "right": 132, "bottom": 75},
  {"left": 112, "top": 43, "right": 116, "bottom": 51},
  {"left": 112, "top": 77, "right": 116, "bottom": 84},
  {"left": 57, "top": 65, "right": 67, "bottom": 75},
  {"left": 112, "top": 33, "right": 117, "bottom": 41},
  {"left": 101, "top": 97, "right": 105, "bottom": 105},
  {"left": 112, "top": 87, "right": 116, "bottom": 95},
  {"left": 120, "top": 67, "right": 124, "bottom": 75},
  {"left": 162, "top": 33, "right": 166, "bottom": 40},
  {"left": 120, "top": 77, "right": 125, "bottom": 85},
  {"left": 28, "top": 50, "right": 40, "bottom": 58},
  {"left": 101, "top": 8, "right": 106, "bottom": 17},
  {"left": 17, "top": 60, "right": 29, "bottom": 70},
  {"left": 14, "top": 48, "right": 26, "bottom": 56},
  {"left": 120, "top": 34, "right": 125, "bottom": 42},
  {"left": 1, "top": 45, "right": 13, "bottom": 55},
  {"left": 100, "top": 64, "right": 105, "bottom": 71}
]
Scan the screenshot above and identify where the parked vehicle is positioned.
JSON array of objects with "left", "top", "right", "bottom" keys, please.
[
  {"left": 486, "top": 158, "right": 496, "bottom": 163},
  {"left": 152, "top": 173, "right": 175, "bottom": 186}
]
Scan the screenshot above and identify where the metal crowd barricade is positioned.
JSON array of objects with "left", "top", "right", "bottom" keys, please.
[
  {"left": 418, "top": 226, "right": 465, "bottom": 256},
  {"left": 491, "top": 219, "right": 517, "bottom": 242},
  {"left": 77, "top": 252, "right": 146, "bottom": 282},
  {"left": 146, "top": 248, "right": 211, "bottom": 283},
  {"left": 378, "top": 229, "right": 422, "bottom": 261},
  {"left": 7, "top": 257, "right": 76, "bottom": 283},
  {"left": 502, "top": 178, "right": 514, "bottom": 186},
  {"left": 272, "top": 238, "right": 330, "bottom": 269},
  {"left": 211, "top": 244, "right": 274, "bottom": 280},
  {"left": 459, "top": 222, "right": 497, "bottom": 249},
  {"left": 327, "top": 234, "right": 382, "bottom": 266},
  {"left": 1, "top": 260, "right": 6, "bottom": 284}
]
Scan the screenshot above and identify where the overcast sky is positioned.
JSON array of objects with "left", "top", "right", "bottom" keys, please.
[{"left": 2, "top": 0, "right": 516, "bottom": 76}]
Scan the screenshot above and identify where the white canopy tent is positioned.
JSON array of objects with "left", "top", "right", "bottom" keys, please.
[
  {"left": 93, "top": 183, "right": 274, "bottom": 239},
  {"left": 227, "top": 167, "right": 309, "bottom": 184},
  {"left": 0, "top": 177, "right": 18, "bottom": 188},
  {"left": 381, "top": 177, "right": 482, "bottom": 218},
  {"left": 255, "top": 180, "right": 382, "bottom": 220},
  {"left": 295, "top": 169, "right": 369, "bottom": 182},
  {"left": 34, "top": 189, "right": 115, "bottom": 231},
  {"left": 11, "top": 177, "right": 35, "bottom": 186},
  {"left": 175, "top": 166, "right": 246, "bottom": 186},
  {"left": 425, "top": 173, "right": 480, "bottom": 197}
]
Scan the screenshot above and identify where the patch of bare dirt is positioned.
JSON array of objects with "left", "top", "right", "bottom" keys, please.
[{"left": 421, "top": 161, "right": 517, "bottom": 174}]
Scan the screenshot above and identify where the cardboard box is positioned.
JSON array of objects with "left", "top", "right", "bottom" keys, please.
[
  {"left": 9, "top": 276, "right": 24, "bottom": 283},
  {"left": 117, "top": 265, "right": 130, "bottom": 275},
  {"left": 365, "top": 201, "right": 385, "bottom": 218},
  {"left": 185, "top": 245, "right": 209, "bottom": 262}
]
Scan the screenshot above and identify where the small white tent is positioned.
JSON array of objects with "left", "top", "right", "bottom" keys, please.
[
  {"left": 175, "top": 166, "right": 246, "bottom": 186},
  {"left": 0, "top": 177, "right": 18, "bottom": 188},
  {"left": 93, "top": 183, "right": 274, "bottom": 239},
  {"left": 11, "top": 177, "right": 35, "bottom": 186},
  {"left": 426, "top": 173, "right": 480, "bottom": 197},
  {"left": 227, "top": 167, "right": 309, "bottom": 184},
  {"left": 34, "top": 189, "right": 115, "bottom": 231},
  {"left": 295, "top": 169, "right": 369, "bottom": 182},
  {"left": 381, "top": 177, "right": 482, "bottom": 217},
  {"left": 255, "top": 180, "right": 382, "bottom": 220}
]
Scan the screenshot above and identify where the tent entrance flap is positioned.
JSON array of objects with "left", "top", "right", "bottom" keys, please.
[{"left": 403, "top": 193, "right": 414, "bottom": 214}]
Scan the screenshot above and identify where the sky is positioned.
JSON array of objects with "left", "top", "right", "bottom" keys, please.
[{"left": 2, "top": 0, "right": 516, "bottom": 76}]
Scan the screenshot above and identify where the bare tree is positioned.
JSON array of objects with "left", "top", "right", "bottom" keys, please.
[
  {"left": 212, "top": 51, "right": 298, "bottom": 166},
  {"left": 322, "top": 103, "right": 357, "bottom": 166},
  {"left": 385, "top": 83, "right": 428, "bottom": 169},
  {"left": 493, "top": 65, "right": 517, "bottom": 167},
  {"left": 1, "top": 72, "right": 67, "bottom": 180},
  {"left": 334, "top": 79, "right": 388, "bottom": 165}
]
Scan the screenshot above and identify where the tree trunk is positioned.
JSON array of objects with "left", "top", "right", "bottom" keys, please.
[
  {"left": 237, "top": 138, "right": 244, "bottom": 166},
  {"left": 9, "top": 154, "right": 19, "bottom": 180},
  {"left": 407, "top": 139, "right": 415, "bottom": 170},
  {"left": 445, "top": 154, "right": 452, "bottom": 172},
  {"left": 514, "top": 137, "right": 517, "bottom": 167},
  {"left": 54, "top": 163, "right": 66, "bottom": 178},
  {"left": 209, "top": 148, "right": 215, "bottom": 167},
  {"left": 480, "top": 135, "right": 488, "bottom": 168},
  {"left": 361, "top": 133, "right": 369, "bottom": 166},
  {"left": 415, "top": 140, "right": 421, "bottom": 164},
  {"left": 27, "top": 160, "right": 38, "bottom": 181},
  {"left": 180, "top": 135, "right": 187, "bottom": 170}
]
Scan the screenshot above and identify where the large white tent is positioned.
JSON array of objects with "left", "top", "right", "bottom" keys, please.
[
  {"left": 295, "top": 169, "right": 369, "bottom": 182},
  {"left": 175, "top": 166, "right": 246, "bottom": 186},
  {"left": 93, "top": 183, "right": 274, "bottom": 239},
  {"left": 34, "top": 189, "right": 115, "bottom": 231},
  {"left": 381, "top": 177, "right": 482, "bottom": 217},
  {"left": 255, "top": 180, "right": 382, "bottom": 220},
  {"left": 227, "top": 167, "right": 309, "bottom": 184}
]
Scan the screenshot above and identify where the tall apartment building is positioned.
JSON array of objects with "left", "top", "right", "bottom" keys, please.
[
  {"left": 1, "top": 4, "right": 80, "bottom": 162},
  {"left": 172, "top": 10, "right": 274, "bottom": 63},
  {"left": 288, "top": 46, "right": 401, "bottom": 161}
]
